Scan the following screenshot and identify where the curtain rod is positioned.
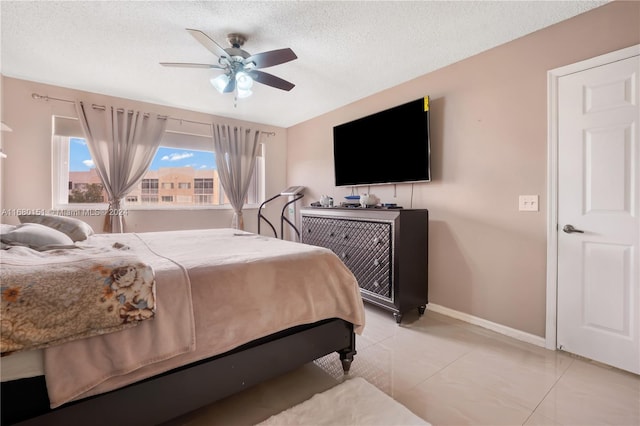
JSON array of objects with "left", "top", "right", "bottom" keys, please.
[{"left": 31, "top": 93, "right": 276, "bottom": 136}]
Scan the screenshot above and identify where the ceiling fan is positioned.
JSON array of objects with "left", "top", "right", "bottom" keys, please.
[{"left": 161, "top": 29, "right": 297, "bottom": 98}]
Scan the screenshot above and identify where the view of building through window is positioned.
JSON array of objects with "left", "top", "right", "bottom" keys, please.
[{"left": 66, "top": 138, "right": 254, "bottom": 206}]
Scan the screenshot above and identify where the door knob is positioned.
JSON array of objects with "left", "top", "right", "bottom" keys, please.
[{"left": 562, "top": 224, "right": 584, "bottom": 234}]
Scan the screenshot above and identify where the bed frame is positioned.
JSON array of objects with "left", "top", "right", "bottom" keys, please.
[{"left": 1, "top": 318, "right": 357, "bottom": 426}]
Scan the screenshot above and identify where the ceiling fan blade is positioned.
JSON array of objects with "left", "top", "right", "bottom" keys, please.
[
  {"left": 186, "top": 28, "right": 229, "bottom": 59},
  {"left": 249, "top": 70, "right": 295, "bottom": 91},
  {"left": 244, "top": 48, "right": 297, "bottom": 69},
  {"left": 160, "top": 62, "right": 223, "bottom": 69}
]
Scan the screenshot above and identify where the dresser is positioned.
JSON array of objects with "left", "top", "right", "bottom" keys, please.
[{"left": 300, "top": 207, "right": 428, "bottom": 323}]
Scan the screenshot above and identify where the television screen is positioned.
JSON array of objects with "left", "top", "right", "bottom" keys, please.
[{"left": 333, "top": 97, "right": 431, "bottom": 187}]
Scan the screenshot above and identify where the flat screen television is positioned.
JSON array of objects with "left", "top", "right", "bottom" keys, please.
[{"left": 333, "top": 96, "right": 431, "bottom": 187}]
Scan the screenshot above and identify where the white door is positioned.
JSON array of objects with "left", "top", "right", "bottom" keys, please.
[{"left": 557, "top": 54, "right": 640, "bottom": 374}]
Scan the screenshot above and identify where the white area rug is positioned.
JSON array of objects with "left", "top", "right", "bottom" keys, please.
[{"left": 258, "top": 377, "right": 430, "bottom": 425}]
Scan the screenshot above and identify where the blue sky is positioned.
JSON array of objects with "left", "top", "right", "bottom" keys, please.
[{"left": 69, "top": 138, "right": 216, "bottom": 172}]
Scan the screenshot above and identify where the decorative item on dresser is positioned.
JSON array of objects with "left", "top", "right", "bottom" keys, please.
[{"left": 301, "top": 207, "right": 428, "bottom": 323}]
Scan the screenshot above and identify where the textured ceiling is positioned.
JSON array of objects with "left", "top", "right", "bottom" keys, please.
[{"left": 1, "top": 1, "right": 606, "bottom": 128}]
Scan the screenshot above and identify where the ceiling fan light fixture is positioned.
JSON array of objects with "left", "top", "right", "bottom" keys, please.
[
  {"left": 235, "top": 72, "right": 254, "bottom": 90},
  {"left": 211, "top": 74, "right": 230, "bottom": 93},
  {"left": 237, "top": 88, "right": 253, "bottom": 99}
]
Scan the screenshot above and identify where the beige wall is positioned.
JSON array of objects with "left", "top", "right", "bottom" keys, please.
[
  {"left": 0, "top": 77, "right": 289, "bottom": 233},
  {"left": 286, "top": 1, "right": 640, "bottom": 337}
]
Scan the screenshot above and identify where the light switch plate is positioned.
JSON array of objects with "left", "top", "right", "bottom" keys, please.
[{"left": 519, "top": 195, "right": 539, "bottom": 212}]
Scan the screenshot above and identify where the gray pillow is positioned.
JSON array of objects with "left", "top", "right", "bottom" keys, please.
[
  {"left": 19, "top": 214, "right": 94, "bottom": 242},
  {"left": 1, "top": 223, "right": 75, "bottom": 250}
]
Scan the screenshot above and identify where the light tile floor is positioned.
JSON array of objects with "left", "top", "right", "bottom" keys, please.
[{"left": 166, "top": 305, "right": 640, "bottom": 426}]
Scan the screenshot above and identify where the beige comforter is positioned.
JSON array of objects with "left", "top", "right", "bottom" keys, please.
[
  {"left": 0, "top": 245, "right": 156, "bottom": 353},
  {"left": 44, "top": 229, "right": 365, "bottom": 408}
]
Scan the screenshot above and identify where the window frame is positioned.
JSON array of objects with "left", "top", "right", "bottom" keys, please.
[{"left": 51, "top": 117, "right": 266, "bottom": 211}]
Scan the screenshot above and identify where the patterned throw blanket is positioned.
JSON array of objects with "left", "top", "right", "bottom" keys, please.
[{"left": 0, "top": 245, "right": 156, "bottom": 354}]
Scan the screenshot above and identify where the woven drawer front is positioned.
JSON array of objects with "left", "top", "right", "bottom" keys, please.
[
  {"left": 341, "top": 246, "right": 391, "bottom": 299},
  {"left": 302, "top": 215, "right": 393, "bottom": 299},
  {"left": 302, "top": 216, "right": 391, "bottom": 249},
  {"left": 302, "top": 216, "right": 344, "bottom": 245}
]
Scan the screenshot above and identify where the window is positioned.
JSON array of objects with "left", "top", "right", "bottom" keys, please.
[
  {"left": 52, "top": 119, "right": 265, "bottom": 209},
  {"left": 142, "top": 179, "right": 159, "bottom": 191},
  {"left": 194, "top": 178, "right": 214, "bottom": 193}
]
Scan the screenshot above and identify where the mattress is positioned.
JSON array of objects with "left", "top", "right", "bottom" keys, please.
[{"left": 1, "top": 349, "right": 44, "bottom": 381}]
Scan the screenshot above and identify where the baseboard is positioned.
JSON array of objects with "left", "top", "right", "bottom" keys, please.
[{"left": 427, "top": 303, "right": 546, "bottom": 348}]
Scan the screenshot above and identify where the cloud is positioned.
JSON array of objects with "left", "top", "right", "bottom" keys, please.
[
  {"left": 161, "top": 152, "right": 194, "bottom": 161},
  {"left": 83, "top": 159, "right": 95, "bottom": 168}
]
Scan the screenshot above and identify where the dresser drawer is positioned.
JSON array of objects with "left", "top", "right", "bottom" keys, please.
[
  {"left": 302, "top": 216, "right": 344, "bottom": 245},
  {"left": 341, "top": 247, "right": 392, "bottom": 300},
  {"left": 338, "top": 220, "right": 391, "bottom": 251},
  {"left": 302, "top": 216, "right": 391, "bottom": 251}
]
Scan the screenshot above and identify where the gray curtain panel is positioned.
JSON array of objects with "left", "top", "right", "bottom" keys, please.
[
  {"left": 76, "top": 101, "right": 167, "bottom": 233},
  {"left": 212, "top": 124, "right": 260, "bottom": 230}
]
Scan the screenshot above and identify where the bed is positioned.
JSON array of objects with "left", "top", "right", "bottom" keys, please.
[{"left": 1, "top": 223, "right": 365, "bottom": 425}]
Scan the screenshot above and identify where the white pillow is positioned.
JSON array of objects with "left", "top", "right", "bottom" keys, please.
[
  {"left": 19, "top": 214, "right": 94, "bottom": 242},
  {"left": 1, "top": 223, "right": 75, "bottom": 250},
  {"left": 0, "top": 224, "right": 16, "bottom": 235}
]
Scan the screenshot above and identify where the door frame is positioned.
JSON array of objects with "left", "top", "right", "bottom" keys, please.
[{"left": 545, "top": 44, "right": 640, "bottom": 350}]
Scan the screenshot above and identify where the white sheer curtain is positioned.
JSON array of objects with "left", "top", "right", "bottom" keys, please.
[
  {"left": 75, "top": 101, "right": 167, "bottom": 233},
  {"left": 212, "top": 124, "right": 260, "bottom": 230}
]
